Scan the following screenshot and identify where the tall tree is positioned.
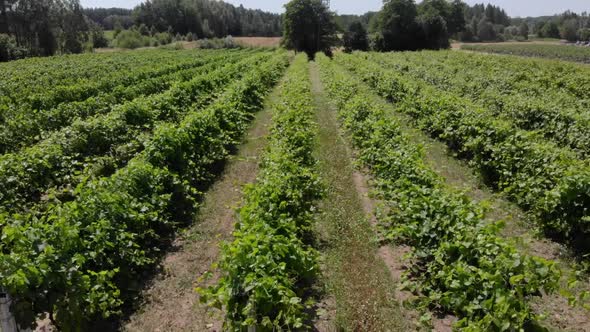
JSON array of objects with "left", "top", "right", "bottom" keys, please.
[
  {"left": 0, "top": 0, "right": 9, "bottom": 33},
  {"left": 374, "top": 0, "right": 420, "bottom": 51},
  {"left": 561, "top": 18, "right": 579, "bottom": 41},
  {"left": 447, "top": 0, "right": 466, "bottom": 35},
  {"left": 416, "top": 9, "right": 450, "bottom": 49},
  {"left": 343, "top": 21, "right": 368, "bottom": 52},
  {"left": 282, "top": 0, "right": 338, "bottom": 58},
  {"left": 519, "top": 21, "right": 529, "bottom": 39}
]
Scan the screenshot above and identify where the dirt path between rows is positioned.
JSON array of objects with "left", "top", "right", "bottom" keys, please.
[
  {"left": 123, "top": 88, "right": 279, "bottom": 332},
  {"left": 308, "top": 61, "right": 419, "bottom": 331}
]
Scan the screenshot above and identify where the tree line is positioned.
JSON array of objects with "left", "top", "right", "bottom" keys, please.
[
  {"left": 0, "top": 0, "right": 98, "bottom": 61},
  {"left": 515, "top": 11, "right": 590, "bottom": 42},
  {"left": 283, "top": 0, "right": 473, "bottom": 55},
  {"left": 83, "top": 7, "right": 134, "bottom": 30},
  {"left": 132, "top": 0, "right": 282, "bottom": 38},
  {"left": 0, "top": 0, "right": 282, "bottom": 62},
  {"left": 83, "top": 0, "right": 283, "bottom": 39}
]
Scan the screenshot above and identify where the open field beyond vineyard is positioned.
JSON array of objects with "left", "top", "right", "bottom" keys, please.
[
  {"left": 461, "top": 42, "right": 590, "bottom": 63},
  {"left": 1, "top": 48, "right": 589, "bottom": 332}
]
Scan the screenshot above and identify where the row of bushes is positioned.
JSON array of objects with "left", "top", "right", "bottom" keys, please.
[
  {"left": 113, "top": 30, "right": 175, "bottom": 49},
  {"left": 336, "top": 53, "right": 590, "bottom": 255},
  {"left": 0, "top": 52, "right": 266, "bottom": 216},
  {"left": 367, "top": 51, "right": 590, "bottom": 157},
  {"left": 0, "top": 51, "right": 247, "bottom": 154},
  {"left": 113, "top": 29, "right": 242, "bottom": 50},
  {"left": 0, "top": 51, "right": 288, "bottom": 331},
  {"left": 201, "top": 54, "right": 323, "bottom": 330},
  {"left": 318, "top": 53, "right": 559, "bottom": 331}
]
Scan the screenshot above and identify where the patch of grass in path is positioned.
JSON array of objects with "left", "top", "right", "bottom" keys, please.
[
  {"left": 123, "top": 84, "right": 279, "bottom": 332},
  {"left": 308, "top": 61, "right": 414, "bottom": 331}
]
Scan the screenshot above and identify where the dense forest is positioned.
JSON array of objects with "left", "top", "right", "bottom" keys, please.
[
  {"left": 83, "top": 1, "right": 282, "bottom": 38},
  {"left": 336, "top": 2, "right": 513, "bottom": 42},
  {"left": 83, "top": 7, "right": 134, "bottom": 30},
  {"left": 131, "top": 0, "right": 282, "bottom": 37},
  {"left": 460, "top": 3, "right": 512, "bottom": 41},
  {"left": 0, "top": 0, "right": 94, "bottom": 60},
  {"left": 0, "top": 0, "right": 282, "bottom": 62}
]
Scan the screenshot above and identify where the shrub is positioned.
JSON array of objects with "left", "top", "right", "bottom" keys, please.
[
  {"left": 223, "top": 35, "right": 238, "bottom": 48},
  {"left": 198, "top": 36, "right": 240, "bottom": 49},
  {"left": 114, "top": 30, "right": 151, "bottom": 49},
  {"left": 92, "top": 30, "right": 109, "bottom": 48},
  {"left": 579, "top": 28, "right": 590, "bottom": 42},
  {"left": 154, "top": 32, "right": 172, "bottom": 45}
]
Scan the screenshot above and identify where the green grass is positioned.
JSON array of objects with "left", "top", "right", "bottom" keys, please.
[{"left": 309, "top": 61, "right": 411, "bottom": 331}]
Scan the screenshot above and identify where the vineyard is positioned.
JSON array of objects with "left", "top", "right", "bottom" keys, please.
[
  {"left": 462, "top": 43, "right": 590, "bottom": 63},
  {"left": 1, "top": 47, "right": 589, "bottom": 331}
]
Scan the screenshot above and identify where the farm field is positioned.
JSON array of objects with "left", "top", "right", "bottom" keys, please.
[
  {"left": 461, "top": 43, "right": 590, "bottom": 63},
  {"left": 1, "top": 48, "right": 590, "bottom": 332}
]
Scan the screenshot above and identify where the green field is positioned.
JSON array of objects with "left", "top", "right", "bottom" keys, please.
[
  {"left": 1, "top": 48, "right": 589, "bottom": 331},
  {"left": 462, "top": 42, "right": 590, "bottom": 63}
]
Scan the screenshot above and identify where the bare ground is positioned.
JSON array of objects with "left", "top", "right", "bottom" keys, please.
[
  {"left": 234, "top": 37, "right": 282, "bottom": 48},
  {"left": 123, "top": 87, "right": 278, "bottom": 332}
]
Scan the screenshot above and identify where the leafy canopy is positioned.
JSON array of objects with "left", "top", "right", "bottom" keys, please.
[
  {"left": 343, "top": 22, "right": 369, "bottom": 52},
  {"left": 282, "top": 0, "right": 338, "bottom": 58}
]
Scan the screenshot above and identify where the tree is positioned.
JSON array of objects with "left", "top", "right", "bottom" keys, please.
[
  {"left": 114, "top": 20, "right": 123, "bottom": 38},
  {"left": 90, "top": 21, "right": 109, "bottom": 48},
  {"left": 130, "top": 0, "right": 282, "bottom": 39},
  {"left": 467, "top": 15, "right": 479, "bottom": 40},
  {"left": 373, "top": 0, "right": 419, "bottom": 51},
  {"left": 138, "top": 23, "right": 150, "bottom": 36},
  {"left": 59, "top": 0, "right": 88, "bottom": 54},
  {"left": 417, "top": 0, "right": 466, "bottom": 38},
  {"left": 416, "top": 10, "right": 449, "bottom": 49},
  {"left": 446, "top": 0, "right": 466, "bottom": 35},
  {"left": 541, "top": 21, "right": 560, "bottom": 38},
  {"left": 343, "top": 21, "right": 368, "bottom": 52},
  {"left": 0, "top": 0, "right": 9, "bottom": 34},
  {"left": 282, "top": 0, "right": 338, "bottom": 58},
  {"left": 561, "top": 18, "right": 579, "bottom": 41},
  {"left": 534, "top": 21, "right": 546, "bottom": 36},
  {"left": 477, "top": 17, "right": 496, "bottom": 41},
  {"left": 372, "top": 0, "right": 454, "bottom": 51},
  {"left": 519, "top": 22, "right": 529, "bottom": 40}
]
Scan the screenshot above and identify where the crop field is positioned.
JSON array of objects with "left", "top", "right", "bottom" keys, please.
[
  {"left": 1, "top": 48, "right": 590, "bottom": 332},
  {"left": 462, "top": 43, "right": 590, "bottom": 63}
]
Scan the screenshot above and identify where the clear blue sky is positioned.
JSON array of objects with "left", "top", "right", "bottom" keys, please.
[{"left": 80, "top": 0, "right": 588, "bottom": 17}]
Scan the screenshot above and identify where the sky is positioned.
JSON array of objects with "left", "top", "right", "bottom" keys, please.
[{"left": 80, "top": 0, "right": 588, "bottom": 17}]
